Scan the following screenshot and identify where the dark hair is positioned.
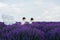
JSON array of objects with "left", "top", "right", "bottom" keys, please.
[
  {"left": 22, "top": 17, "right": 26, "bottom": 20},
  {"left": 31, "top": 18, "right": 34, "bottom": 21}
]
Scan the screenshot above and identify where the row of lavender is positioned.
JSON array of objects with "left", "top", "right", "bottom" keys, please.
[{"left": 0, "top": 22, "right": 60, "bottom": 40}]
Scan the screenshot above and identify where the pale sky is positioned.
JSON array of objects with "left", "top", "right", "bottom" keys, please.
[{"left": 0, "top": 0, "right": 60, "bottom": 22}]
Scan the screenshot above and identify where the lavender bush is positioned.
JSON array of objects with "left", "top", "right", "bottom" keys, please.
[{"left": 0, "top": 22, "right": 60, "bottom": 40}]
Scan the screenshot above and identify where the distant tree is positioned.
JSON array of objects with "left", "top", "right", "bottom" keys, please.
[{"left": 2, "top": 14, "right": 16, "bottom": 25}]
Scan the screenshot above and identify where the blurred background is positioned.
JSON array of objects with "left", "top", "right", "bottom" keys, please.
[{"left": 0, "top": 0, "right": 60, "bottom": 22}]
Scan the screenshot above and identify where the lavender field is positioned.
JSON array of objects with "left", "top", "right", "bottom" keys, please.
[{"left": 0, "top": 22, "right": 60, "bottom": 40}]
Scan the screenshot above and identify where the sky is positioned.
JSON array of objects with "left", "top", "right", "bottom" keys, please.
[{"left": 0, "top": 0, "right": 60, "bottom": 22}]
